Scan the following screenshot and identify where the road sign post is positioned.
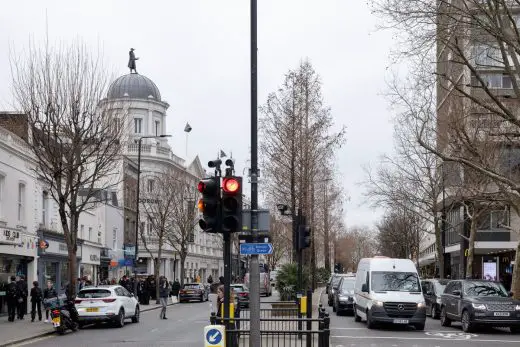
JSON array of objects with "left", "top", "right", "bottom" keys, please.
[{"left": 204, "top": 325, "right": 225, "bottom": 347}]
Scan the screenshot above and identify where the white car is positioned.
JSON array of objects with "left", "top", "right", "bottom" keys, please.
[{"left": 75, "top": 285, "right": 139, "bottom": 328}]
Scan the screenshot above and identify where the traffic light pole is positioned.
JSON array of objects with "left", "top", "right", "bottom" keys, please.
[
  {"left": 249, "top": 0, "right": 261, "bottom": 346},
  {"left": 223, "top": 230, "right": 232, "bottom": 347}
]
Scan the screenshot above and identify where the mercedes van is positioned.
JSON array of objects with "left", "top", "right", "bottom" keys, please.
[{"left": 353, "top": 257, "right": 426, "bottom": 330}]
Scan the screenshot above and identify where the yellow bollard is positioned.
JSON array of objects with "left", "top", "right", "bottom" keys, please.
[{"left": 300, "top": 296, "right": 307, "bottom": 314}]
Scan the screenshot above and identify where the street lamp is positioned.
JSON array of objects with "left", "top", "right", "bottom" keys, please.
[{"left": 134, "top": 134, "right": 171, "bottom": 296}]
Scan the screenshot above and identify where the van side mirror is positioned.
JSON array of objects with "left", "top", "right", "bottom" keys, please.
[
  {"left": 361, "top": 284, "right": 368, "bottom": 293},
  {"left": 452, "top": 289, "right": 461, "bottom": 297},
  {"left": 508, "top": 291, "right": 513, "bottom": 297}
]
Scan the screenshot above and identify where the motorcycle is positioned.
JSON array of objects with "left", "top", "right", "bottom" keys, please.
[{"left": 45, "top": 296, "right": 79, "bottom": 335}]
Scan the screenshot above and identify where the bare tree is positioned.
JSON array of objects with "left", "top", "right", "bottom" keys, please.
[
  {"left": 336, "top": 226, "right": 378, "bottom": 272},
  {"left": 266, "top": 215, "right": 292, "bottom": 271},
  {"left": 10, "top": 41, "right": 123, "bottom": 297},
  {"left": 373, "top": 0, "right": 520, "bottom": 298}
]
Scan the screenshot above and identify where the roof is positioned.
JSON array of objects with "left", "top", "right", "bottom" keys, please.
[{"left": 107, "top": 73, "right": 161, "bottom": 101}]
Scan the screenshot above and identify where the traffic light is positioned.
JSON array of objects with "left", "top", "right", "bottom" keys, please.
[
  {"left": 298, "top": 225, "right": 311, "bottom": 250},
  {"left": 334, "top": 263, "right": 341, "bottom": 273},
  {"left": 221, "top": 176, "right": 243, "bottom": 233},
  {"left": 197, "top": 177, "right": 221, "bottom": 233}
]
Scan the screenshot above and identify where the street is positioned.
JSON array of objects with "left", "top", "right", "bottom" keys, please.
[{"left": 319, "top": 294, "right": 520, "bottom": 347}]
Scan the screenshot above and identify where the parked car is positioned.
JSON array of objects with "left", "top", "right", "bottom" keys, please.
[
  {"left": 74, "top": 285, "right": 139, "bottom": 328},
  {"left": 421, "top": 279, "right": 449, "bottom": 319},
  {"left": 333, "top": 277, "right": 356, "bottom": 315},
  {"left": 353, "top": 257, "right": 426, "bottom": 330},
  {"left": 179, "top": 283, "right": 208, "bottom": 303},
  {"left": 328, "top": 274, "right": 350, "bottom": 306},
  {"left": 231, "top": 284, "right": 249, "bottom": 308},
  {"left": 440, "top": 279, "right": 520, "bottom": 333},
  {"left": 244, "top": 264, "right": 272, "bottom": 297}
]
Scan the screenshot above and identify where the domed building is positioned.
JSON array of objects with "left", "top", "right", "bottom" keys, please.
[{"left": 98, "top": 72, "right": 224, "bottom": 284}]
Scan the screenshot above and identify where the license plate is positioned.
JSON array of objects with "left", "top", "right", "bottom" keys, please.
[
  {"left": 393, "top": 319, "right": 409, "bottom": 324},
  {"left": 187, "top": 290, "right": 194, "bottom": 293},
  {"left": 86, "top": 307, "right": 99, "bottom": 312},
  {"left": 52, "top": 317, "right": 60, "bottom": 325},
  {"left": 494, "top": 312, "right": 510, "bottom": 317}
]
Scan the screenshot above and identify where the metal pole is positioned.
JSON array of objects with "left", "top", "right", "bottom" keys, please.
[
  {"left": 223, "top": 230, "right": 231, "bottom": 346},
  {"left": 249, "top": 0, "right": 260, "bottom": 346},
  {"left": 134, "top": 137, "right": 142, "bottom": 296}
]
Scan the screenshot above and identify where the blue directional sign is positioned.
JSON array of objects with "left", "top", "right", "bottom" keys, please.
[
  {"left": 240, "top": 243, "right": 273, "bottom": 255},
  {"left": 206, "top": 328, "right": 223, "bottom": 345}
]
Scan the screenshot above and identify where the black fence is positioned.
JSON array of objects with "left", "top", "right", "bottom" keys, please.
[{"left": 210, "top": 304, "right": 330, "bottom": 347}]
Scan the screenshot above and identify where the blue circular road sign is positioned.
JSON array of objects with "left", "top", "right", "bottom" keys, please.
[{"left": 206, "top": 328, "right": 223, "bottom": 344}]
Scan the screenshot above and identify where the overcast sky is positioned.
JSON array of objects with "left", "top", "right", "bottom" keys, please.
[{"left": 0, "top": 0, "right": 395, "bottom": 229}]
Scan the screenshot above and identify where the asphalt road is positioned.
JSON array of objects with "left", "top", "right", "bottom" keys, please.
[{"left": 320, "top": 293, "right": 520, "bottom": 347}]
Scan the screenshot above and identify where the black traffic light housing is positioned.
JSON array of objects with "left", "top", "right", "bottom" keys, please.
[
  {"left": 221, "top": 176, "right": 243, "bottom": 233},
  {"left": 197, "top": 177, "right": 221, "bottom": 233},
  {"left": 298, "top": 225, "right": 311, "bottom": 250}
]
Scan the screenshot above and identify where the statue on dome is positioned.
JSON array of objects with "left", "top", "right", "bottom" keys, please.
[{"left": 128, "top": 48, "right": 139, "bottom": 74}]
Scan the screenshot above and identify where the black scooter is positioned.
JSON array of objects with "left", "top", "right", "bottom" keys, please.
[{"left": 49, "top": 299, "right": 79, "bottom": 335}]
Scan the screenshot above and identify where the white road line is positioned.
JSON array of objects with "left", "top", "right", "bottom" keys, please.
[
  {"left": 330, "top": 327, "right": 365, "bottom": 330},
  {"left": 150, "top": 328, "right": 158, "bottom": 333},
  {"left": 331, "top": 335, "right": 520, "bottom": 343}
]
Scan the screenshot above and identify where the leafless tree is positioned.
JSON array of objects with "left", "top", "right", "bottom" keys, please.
[
  {"left": 336, "top": 226, "right": 378, "bottom": 272},
  {"left": 10, "top": 40, "right": 123, "bottom": 297},
  {"left": 266, "top": 215, "right": 292, "bottom": 271},
  {"left": 373, "top": 0, "right": 520, "bottom": 297}
]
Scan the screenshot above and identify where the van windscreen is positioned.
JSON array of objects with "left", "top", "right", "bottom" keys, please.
[{"left": 371, "top": 272, "right": 420, "bottom": 292}]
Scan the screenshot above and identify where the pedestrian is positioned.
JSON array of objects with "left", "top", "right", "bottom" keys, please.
[
  {"left": 159, "top": 276, "right": 169, "bottom": 319},
  {"left": 171, "top": 279, "right": 181, "bottom": 298},
  {"left": 16, "top": 275, "right": 28, "bottom": 320},
  {"left": 207, "top": 275, "right": 213, "bottom": 284},
  {"left": 43, "top": 281, "right": 58, "bottom": 323},
  {"left": 6, "top": 276, "right": 19, "bottom": 322},
  {"left": 30, "top": 281, "right": 43, "bottom": 322}
]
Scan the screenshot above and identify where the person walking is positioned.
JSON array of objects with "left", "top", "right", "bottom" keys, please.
[
  {"left": 16, "top": 276, "right": 28, "bottom": 320},
  {"left": 30, "top": 281, "right": 43, "bottom": 322},
  {"left": 6, "top": 276, "right": 19, "bottom": 322},
  {"left": 159, "top": 276, "right": 169, "bottom": 319},
  {"left": 43, "top": 281, "right": 57, "bottom": 323}
]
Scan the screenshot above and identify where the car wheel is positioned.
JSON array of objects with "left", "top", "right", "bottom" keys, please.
[
  {"left": 200, "top": 295, "right": 204, "bottom": 302},
  {"left": 440, "top": 306, "right": 451, "bottom": 327},
  {"left": 431, "top": 305, "right": 439, "bottom": 319},
  {"left": 461, "top": 310, "right": 474, "bottom": 333},
  {"left": 132, "top": 306, "right": 140, "bottom": 323},
  {"left": 415, "top": 323, "right": 425, "bottom": 331},
  {"left": 354, "top": 305, "right": 361, "bottom": 322},
  {"left": 366, "top": 310, "right": 376, "bottom": 329},
  {"left": 115, "top": 308, "right": 125, "bottom": 328}
]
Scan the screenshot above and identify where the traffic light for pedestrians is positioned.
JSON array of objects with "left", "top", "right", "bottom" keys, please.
[
  {"left": 197, "top": 177, "right": 221, "bottom": 233},
  {"left": 298, "top": 225, "right": 311, "bottom": 250},
  {"left": 221, "top": 176, "right": 243, "bottom": 233}
]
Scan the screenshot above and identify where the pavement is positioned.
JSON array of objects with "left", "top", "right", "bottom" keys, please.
[
  {"left": 319, "top": 293, "right": 520, "bottom": 347},
  {"left": 0, "top": 297, "right": 178, "bottom": 347}
]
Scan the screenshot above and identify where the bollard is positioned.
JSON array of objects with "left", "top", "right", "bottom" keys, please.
[
  {"left": 210, "top": 312, "right": 217, "bottom": 325},
  {"left": 324, "top": 312, "right": 331, "bottom": 347}
]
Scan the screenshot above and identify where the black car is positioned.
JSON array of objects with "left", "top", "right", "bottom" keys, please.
[
  {"left": 179, "top": 283, "right": 208, "bottom": 303},
  {"left": 231, "top": 284, "right": 249, "bottom": 308},
  {"left": 440, "top": 279, "right": 520, "bottom": 333},
  {"left": 333, "top": 277, "right": 355, "bottom": 315},
  {"left": 328, "top": 274, "right": 350, "bottom": 306},
  {"left": 421, "top": 279, "right": 449, "bottom": 319}
]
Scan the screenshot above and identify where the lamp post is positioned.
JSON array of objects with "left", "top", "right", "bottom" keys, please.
[{"left": 134, "top": 134, "right": 171, "bottom": 296}]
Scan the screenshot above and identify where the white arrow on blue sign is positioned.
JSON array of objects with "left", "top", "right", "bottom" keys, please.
[
  {"left": 206, "top": 328, "right": 223, "bottom": 344},
  {"left": 239, "top": 243, "right": 273, "bottom": 255}
]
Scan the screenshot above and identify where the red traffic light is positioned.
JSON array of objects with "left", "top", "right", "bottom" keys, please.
[
  {"left": 197, "top": 181, "right": 205, "bottom": 193},
  {"left": 222, "top": 177, "right": 240, "bottom": 194}
]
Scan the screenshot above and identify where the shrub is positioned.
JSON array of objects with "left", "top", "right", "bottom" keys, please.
[
  {"left": 275, "top": 263, "right": 310, "bottom": 301},
  {"left": 316, "top": 267, "right": 331, "bottom": 284}
]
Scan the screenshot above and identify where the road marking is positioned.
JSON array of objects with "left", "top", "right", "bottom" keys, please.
[
  {"left": 150, "top": 328, "right": 159, "bottom": 333},
  {"left": 7, "top": 335, "right": 54, "bottom": 347},
  {"left": 330, "top": 327, "right": 365, "bottom": 330},
  {"left": 425, "top": 331, "right": 477, "bottom": 340},
  {"left": 331, "top": 335, "right": 520, "bottom": 343}
]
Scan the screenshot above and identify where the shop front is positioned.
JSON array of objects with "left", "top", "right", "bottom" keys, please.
[
  {"left": 0, "top": 228, "right": 38, "bottom": 316},
  {"left": 38, "top": 232, "right": 82, "bottom": 294},
  {"left": 80, "top": 244, "right": 101, "bottom": 284}
]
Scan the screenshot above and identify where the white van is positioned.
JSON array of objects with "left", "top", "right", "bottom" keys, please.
[{"left": 353, "top": 257, "right": 426, "bottom": 330}]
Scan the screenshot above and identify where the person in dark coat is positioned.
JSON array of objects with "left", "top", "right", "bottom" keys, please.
[
  {"left": 43, "top": 281, "right": 58, "bottom": 322},
  {"left": 16, "top": 276, "right": 28, "bottom": 320},
  {"left": 6, "top": 276, "right": 19, "bottom": 322},
  {"left": 171, "top": 279, "right": 181, "bottom": 297},
  {"left": 158, "top": 277, "right": 169, "bottom": 319},
  {"left": 207, "top": 275, "right": 213, "bottom": 284},
  {"left": 30, "top": 281, "right": 43, "bottom": 322}
]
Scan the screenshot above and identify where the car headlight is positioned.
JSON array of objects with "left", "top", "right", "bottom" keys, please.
[
  {"left": 373, "top": 300, "right": 383, "bottom": 307},
  {"left": 515, "top": 305, "right": 520, "bottom": 311},
  {"left": 417, "top": 302, "right": 425, "bottom": 308},
  {"left": 338, "top": 295, "right": 348, "bottom": 301},
  {"left": 472, "top": 303, "right": 486, "bottom": 310}
]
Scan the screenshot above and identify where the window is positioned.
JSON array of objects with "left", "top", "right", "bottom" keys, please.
[
  {"left": 478, "top": 209, "right": 510, "bottom": 229},
  {"left": 88, "top": 227, "right": 92, "bottom": 241},
  {"left": 0, "top": 174, "right": 4, "bottom": 217},
  {"left": 473, "top": 45, "right": 503, "bottom": 68},
  {"left": 371, "top": 271, "right": 420, "bottom": 292},
  {"left": 147, "top": 217, "right": 153, "bottom": 235},
  {"left": 112, "top": 228, "right": 117, "bottom": 249},
  {"left": 80, "top": 225, "right": 84, "bottom": 239},
  {"left": 147, "top": 179, "right": 155, "bottom": 193},
  {"left": 17, "top": 183, "right": 25, "bottom": 222},
  {"left": 155, "top": 120, "right": 160, "bottom": 136},
  {"left": 134, "top": 118, "right": 142, "bottom": 134},
  {"left": 471, "top": 73, "right": 512, "bottom": 89},
  {"left": 42, "top": 191, "right": 49, "bottom": 226}
]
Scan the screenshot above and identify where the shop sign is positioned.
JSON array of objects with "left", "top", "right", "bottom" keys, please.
[
  {"left": 0, "top": 229, "right": 22, "bottom": 245},
  {"left": 43, "top": 240, "right": 82, "bottom": 257},
  {"left": 81, "top": 245, "right": 100, "bottom": 265},
  {"left": 90, "top": 254, "right": 99, "bottom": 262}
]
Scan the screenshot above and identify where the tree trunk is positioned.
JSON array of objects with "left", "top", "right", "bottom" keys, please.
[
  {"left": 67, "top": 250, "right": 78, "bottom": 298},
  {"left": 511, "top": 240, "right": 520, "bottom": 299},
  {"left": 155, "top": 239, "right": 163, "bottom": 304},
  {"left": 434, "top": 215, "right": 445, "bottom": 279},
  {"left": 466, "top": 216, "right": 477, "bottom": 279},
  {"left": 58, "top": 205, "right": 78, "bottom": 298},
  {"left": 180, "top": 252, "right": 187, "bottom": 286}
]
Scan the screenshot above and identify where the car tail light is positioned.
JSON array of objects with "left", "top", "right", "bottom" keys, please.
[
  {"left": 74, "top": 299, "right": 82, "bottom": 304},
  {"left": 239, "top": 292, "right": 248, "bottom": 297},
  {"left": 52, "top": 309, "right": 60, "bottom": 315},
  {"left": 180, "top": 290, "right": 186, "bottom": 294},
  {"left": 102, "top": 298, "right": 117, "bottom": 303}
]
